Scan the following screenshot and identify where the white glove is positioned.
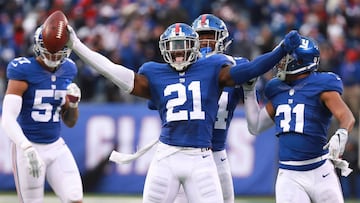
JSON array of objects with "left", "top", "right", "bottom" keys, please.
[
  {"left": 67, "top": 83, "right": 81, "bottom": 108},
  {"left": 242, "top": 77, "right": 258, "bottom": 92},
  {"left": 66, "top": 25, "right": 80, "bottom": 49},
  {"left": 21, "top": 141, "right": 44, "bottom": 178},
  {"left": 323, "top": 128, "right": 348, "bottom": 159}
]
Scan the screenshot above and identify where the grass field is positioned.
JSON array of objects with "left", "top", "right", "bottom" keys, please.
[{"left": 0, "top": 193, "right": 359, "bottom": 203}]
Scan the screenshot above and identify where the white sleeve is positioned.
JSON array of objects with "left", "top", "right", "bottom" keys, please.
[
  {"left": 1, "top": 94, "right": 31, "bottom": 149},
  {"left": 243, "top": 89, "right": 274, "bottom": 135},
  {"left": 72, "top": 39, "right": 135, "bottom": 93}
]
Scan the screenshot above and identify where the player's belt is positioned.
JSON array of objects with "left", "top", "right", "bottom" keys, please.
[
  {"left": 155, "top": 142, "right": 211, "bottom": 160},
  {"left": 279, "top": 154, "right": 329, "bottom": 166},
  {"left": 181, "top": 147, "right": 211, "bottom": 152}
]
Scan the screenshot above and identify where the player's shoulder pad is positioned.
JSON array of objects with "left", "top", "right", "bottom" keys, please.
[
  {"left": 6, "top": 57, "right": 36, "bottom": 80},
  {"left": 264, "top": 78, "right": 283, "bottom": 99},
  {"left": 138, "top": 61, "right": 165, "bottom": 75},
  {"left": 61, "top": 58, "right": 78, "bottom": 74},
  {"left": 233, "top": 56, "right": 250, "bottom": 65},
  {"left": 223, "top": 54, "right": 250, "bottom": 65},
  {"left": 7, "top": 57, "right": 33, "bottom": 74},
  {"left": 208, "top": 53, "right": 234, "bottom": 67},
  {"left": 310, "top": 72, "right": 343, "bottom": 93},
  {"left": 8, "top": 57, "right": 31, "bottom": 69},
  {"left": 63, "top": 58, "right": 76, "bottom": 65}
]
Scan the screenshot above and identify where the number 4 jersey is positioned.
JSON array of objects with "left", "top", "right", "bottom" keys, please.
[
  {"left": 265, "top": 72, "right": 343, "bottom": 170},
  {"left": 6, "top": 57, "right": 77, "bottom": 143}
]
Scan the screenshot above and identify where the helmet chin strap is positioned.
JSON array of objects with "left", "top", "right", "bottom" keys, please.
[
  {"left": 223, "top": 39, "right": 232, "bottom": 51},
  {"left": 276, "top": 54, "right": 291, "bottom": 81},
  {"left": 276, "top": 70, "right": 286, "bottom": 81}
]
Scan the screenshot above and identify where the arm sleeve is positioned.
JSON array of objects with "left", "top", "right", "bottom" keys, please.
[
  {"left": 230, "top": 47, "right": 285, "bottom": 84},
  {"left": 72, "top": 40, "right": 135, "bottom": 93},
  {"left": 243, "top": 89, "right": 274, "bottom": 135},
  {"left": 1, "top": 94, "right": 31, "bottom": 149}
]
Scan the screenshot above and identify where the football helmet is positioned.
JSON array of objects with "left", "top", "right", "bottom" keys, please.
[
  {"left": 33, "top": 26, "right": 71, "bottom": 68},
  {"left": 191, "top": 14, "right": 229, "bottom": 55},
  {"left": 276, "top": 36, "right": 320, "bottom": 81},
  {"left": 159, "top": 23, "right": 200, "bottom": 72}
]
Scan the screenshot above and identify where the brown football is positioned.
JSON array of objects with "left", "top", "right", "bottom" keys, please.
[{"left": 42, "top": 10, "right": 69, "bottom": 53}]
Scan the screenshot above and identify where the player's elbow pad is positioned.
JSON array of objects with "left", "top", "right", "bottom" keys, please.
[{"left": 72, "top": 40, "right": 134, "bottom": 93}]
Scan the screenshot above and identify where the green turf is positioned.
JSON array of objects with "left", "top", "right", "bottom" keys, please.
[{"left": 0, "top": 192, "right": 358, "bottom": 203}]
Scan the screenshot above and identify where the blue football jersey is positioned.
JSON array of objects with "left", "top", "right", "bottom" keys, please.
[
  {"left": 212, "top": 56, "right": 248, "bottom": 151},
  {"left": 139, "top": 54, "right": 232, "bottom": 148},
  {"left": 265, "top": 72, "right": 343, "bottom": 170},
  {"left": 6, "top": 57, "right": 77, "bottom": 144}
]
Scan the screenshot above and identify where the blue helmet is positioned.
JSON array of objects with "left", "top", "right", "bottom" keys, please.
[
  {"left": 33, "top": 26, "right": 71, "bottom": 68},
  {"left": 159, "top": 23, "right": 200, "bottom": 72},
  {"left": 277, "top": 36, "right": 320, "bottom": 80},
  {"left": 191, "top": 14, "right": 229, "bottom": 55}
]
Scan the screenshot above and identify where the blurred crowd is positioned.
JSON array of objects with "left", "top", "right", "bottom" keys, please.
[
  {"left": 0, "top": 0, "right": 359, "bottom": 102},
  {"left": 0, "top": 0, "right": 360, "bottom": 196}
]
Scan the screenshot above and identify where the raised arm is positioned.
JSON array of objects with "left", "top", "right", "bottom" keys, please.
[
  {"left": 66, "top": 26, "right": 153, "bottom": 98},
  {"left": 219, "top": 30, "right": 301, "bottom": 87}
]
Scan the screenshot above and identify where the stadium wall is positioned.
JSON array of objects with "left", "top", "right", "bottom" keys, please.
[{"left": 0, "top": 104, "right": 312, "bottom": 195}]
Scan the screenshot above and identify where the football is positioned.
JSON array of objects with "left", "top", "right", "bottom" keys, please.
[{"left": 42, "top": 10, "right": 69, "bottom": 53}]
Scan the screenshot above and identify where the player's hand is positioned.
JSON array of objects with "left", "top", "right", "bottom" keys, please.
[
  {"left": 323, "top": 128, "right": 348, "bottom": 159},
  {"left": 21, "top": 142, "right": 44, "bottom": 178},
  {"left": 281, "top": 30, "right": 301, "bottom": 53},
  {"left": 66, "top": 25, "right": 79, "bottom": 48},
  {"left": 242, "top": 77, "right": 258, "bottom": 92},
  {"left": 67, "top": 83, "right": 81, "bottom": 108}
]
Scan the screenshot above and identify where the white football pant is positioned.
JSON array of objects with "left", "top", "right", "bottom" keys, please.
[
  {"left": 173, "top": 149, "right": 234, "bottom": 203},
  {"left": 276, "top": 160, "right": 344, "bottom": 203},
  {"left": 13, "top": 138, "right": 83, "bottom": 203},
  {"left": 213, "top": 150, "right": 235, "bottom": 203},
  {"left": 143, "top": 142, "right": 223, "bottom": 203}
]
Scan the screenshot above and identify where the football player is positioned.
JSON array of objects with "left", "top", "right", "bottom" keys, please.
[
  {"left": 146, "top": 14, "right": 242, "bottom": 203},
  {"left": 174, "top": 14, "right": 248, "bottom": 203},
  {"left": 1, "top": 25, "right": 83, "bottom": 203},
  {"left": 67, "top": 23, "right": 300, "bottom": 202},
  {"left": 243, "top": 36, "right": 355, "bottom": 203}
]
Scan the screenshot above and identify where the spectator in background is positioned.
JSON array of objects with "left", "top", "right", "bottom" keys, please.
[
  {"left": 339, "top": 49, "right": 360, "bottom": 123},
  {"left": 230, "top": 17, "right": 255, "bottom": 60},
  {"left": 317, "top": 42, "right": 341, "bottom": 73},
  {"left": 0, "top": 0, "right": 357, "bottom": 108},
  {"left": 157, "top": 0, "right": 189, "bottom": 27}
]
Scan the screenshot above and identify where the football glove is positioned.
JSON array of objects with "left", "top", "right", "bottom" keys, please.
[
  {"left": 67, "top": 83, "right": 81, "bottom": 108},
  {"left": 242, "top": 77, "right": 258, "bottom": 92},
  {"left": 323, "top": 128, "right": 348, "bottom": 159},
  {"left": 281, "top": 30, "right": 301, "bottom": 53},
  {"left": 21, "top": 142, "right": 44, "bottom": 178},
  {"left": 66, "top": 25, "right": 80, "bottom": 49}
]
